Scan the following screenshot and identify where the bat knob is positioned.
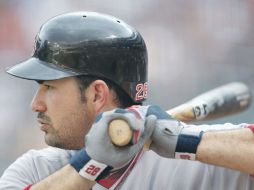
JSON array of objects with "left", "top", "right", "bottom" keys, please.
[{"left": 109, "top": 119, "right": 133, "bottom": 146}]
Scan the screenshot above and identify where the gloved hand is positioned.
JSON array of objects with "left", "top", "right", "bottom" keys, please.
[
  {"left": 147, "top": 106, "right": 251, "bottom": 161},
  {"left": 70, "top": 107, "right": 156, "bottom": 189},
  {"left": 85, "top": 108, "right": 156, "bottom": 168},
  {"left": 146, "top": 105, "right": 203, "bottom": 160}
]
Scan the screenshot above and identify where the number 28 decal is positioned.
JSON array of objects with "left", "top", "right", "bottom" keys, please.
[
  {"left": 135, "top": 82, "right": 148, "bottom": 101},
  {"left": 85, "top": 164, "right": 101, "bottom": 176}
]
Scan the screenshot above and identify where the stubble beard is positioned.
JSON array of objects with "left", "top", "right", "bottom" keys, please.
[{"left": 44, "top": 107, "right": 94, "bottom": 150}]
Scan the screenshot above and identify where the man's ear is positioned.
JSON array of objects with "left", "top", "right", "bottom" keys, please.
[{"left": 86, "top": 80, "right": 110, "bottom": 113}]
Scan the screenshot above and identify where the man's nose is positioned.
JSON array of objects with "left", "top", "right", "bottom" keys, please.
[{"left": 31, "top": 88, "right": 46, "bottom": 112}]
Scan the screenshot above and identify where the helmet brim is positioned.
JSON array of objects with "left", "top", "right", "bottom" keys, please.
[{"left": 6, "top": 57, "right": 80, "bottom": 81}]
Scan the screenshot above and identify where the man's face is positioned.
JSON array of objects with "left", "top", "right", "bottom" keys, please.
[{"left": 31, "top": 77, "right": 94, "bottom": 150}]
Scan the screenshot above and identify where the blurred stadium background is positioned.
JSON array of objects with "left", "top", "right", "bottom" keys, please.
[{"left": 1, "top": 0, "right": 254, "bottom": 174}]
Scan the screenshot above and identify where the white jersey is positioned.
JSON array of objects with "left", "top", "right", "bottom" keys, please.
[
  {"left": 0, "top": 123, "right": 253, "bottom": 190},
  {"left": 0, "top": 147, "right": 253, "bottom": 190}
]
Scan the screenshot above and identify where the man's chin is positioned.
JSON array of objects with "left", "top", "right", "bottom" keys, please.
[
  {"left": 44, "top": 136, "right": 82, "bottom": 150},
  {"left": 44, "top": 135, "right": 60, "bottom": 148}
]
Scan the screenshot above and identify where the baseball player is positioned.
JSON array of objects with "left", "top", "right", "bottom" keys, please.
[{"left": 0, "top": 11, "right": 254, "bottom": 190}]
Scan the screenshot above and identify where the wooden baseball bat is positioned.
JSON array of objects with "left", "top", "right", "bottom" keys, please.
[{"left": 109, "top": 82, "right": 252, "bottom": 146}]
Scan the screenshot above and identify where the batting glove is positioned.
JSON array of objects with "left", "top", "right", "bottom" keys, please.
[
  {"left": 70, "top": 108, "right": 156, "bottom": 189},
  {"left": 147, "top": 105, "right": 203, "bottom": 160}
]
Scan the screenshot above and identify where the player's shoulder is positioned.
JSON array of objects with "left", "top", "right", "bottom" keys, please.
[
  {"left": 19, "top": 146, "right": 78, "bottom": 171},
  {"left": 6, "top": 146, "right": 78, "bottom": 174},
  {"left": 24, "top": 146, "right": 77, "bottom": 161},
  {"left": 0, "top": 147, "right": 77, "bottom": 189}
]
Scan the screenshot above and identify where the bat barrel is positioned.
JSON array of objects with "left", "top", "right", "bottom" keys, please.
[{"left": 191, "top": 82, "right": 251, "bottom": 120}]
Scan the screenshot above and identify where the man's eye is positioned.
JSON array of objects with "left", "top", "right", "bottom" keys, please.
[{"left": 44, "top": 84, "right": 53, "bottom": 89}]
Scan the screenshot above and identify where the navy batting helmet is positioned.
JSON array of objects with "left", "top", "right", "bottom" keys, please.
[{"left": 6, "top": 12, "right": 148, "bottom": 103}]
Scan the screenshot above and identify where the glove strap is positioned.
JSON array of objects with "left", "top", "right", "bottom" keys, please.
[
  {"left": 175, "top": 132, "right": 203, "bottom": 160},
  {"left": 70, "top": 148, "right": 113, "bottom": 181},
  {"left": 70, "top": 148, "right": 144, "bottom": 189}
]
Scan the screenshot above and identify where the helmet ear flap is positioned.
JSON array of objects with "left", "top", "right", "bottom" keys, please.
[{"left": 6, "top": 11, "right": 148, "bottom": 104}]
